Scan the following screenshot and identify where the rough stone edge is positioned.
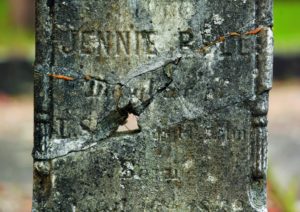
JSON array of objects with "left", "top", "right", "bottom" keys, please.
[{"left": 247, "top": 0, "right": 273, "bottom": 211}]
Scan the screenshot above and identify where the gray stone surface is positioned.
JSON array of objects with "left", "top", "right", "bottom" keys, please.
[{"left": 33, "top": 0, "right": 273, "bottom": 211}]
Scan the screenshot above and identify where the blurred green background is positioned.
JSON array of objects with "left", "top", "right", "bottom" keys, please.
[
  {"left": 274, "top": 0, "right": 300, "bottom": 54},
  {"left": 0, "top": 0, "right": 299, "bottom": 211}
]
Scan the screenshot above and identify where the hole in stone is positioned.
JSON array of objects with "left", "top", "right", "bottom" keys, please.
[{"left": 117, "top": 113, "right": 140, "bottom": 132}]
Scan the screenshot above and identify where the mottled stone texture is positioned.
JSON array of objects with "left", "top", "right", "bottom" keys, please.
[{"left": 33, "top": 0, "right": 273, "bottom": 211}]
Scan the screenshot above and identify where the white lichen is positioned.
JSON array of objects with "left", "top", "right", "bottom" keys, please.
[
  {"left": 207, "top": 174, "right": 217, "bottom": 183},
  {"left": 213, "top": 14, "right": 224, "bottom": 25},
  {"left": 183, "top": 159, "right": 194, "bottom": 170}
]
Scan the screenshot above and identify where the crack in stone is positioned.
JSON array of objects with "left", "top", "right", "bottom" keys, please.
[
  {"left": 34, "top": 57, "right": 177, "bottom": 160},
  {"left": 121, "top": 54, "right": 181, "bottom": 84},
  {"left": 42, "top": 54, "right": 181, "bottom": 85},
  {"left": 39, "top": 78, "right": 173, "bottom": 160},
  {"left": 93, "top": 72, "right": 174, "bottom": 141},
  {"left": 198, "top": 26, "right": 272, "bottom": 53}
]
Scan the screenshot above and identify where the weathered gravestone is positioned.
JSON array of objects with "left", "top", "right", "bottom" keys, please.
[{"left": 33, "top": 0, "right": 273, "bottom": 211}]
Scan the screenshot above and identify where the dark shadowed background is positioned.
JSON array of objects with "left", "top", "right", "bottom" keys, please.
[{"left": 0, "top": 0, "right": 299, "bottom": 211}]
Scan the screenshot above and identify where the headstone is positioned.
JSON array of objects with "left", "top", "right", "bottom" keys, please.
[{"left": 33, "top": 0, "right": 273, "bottom": 211}]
